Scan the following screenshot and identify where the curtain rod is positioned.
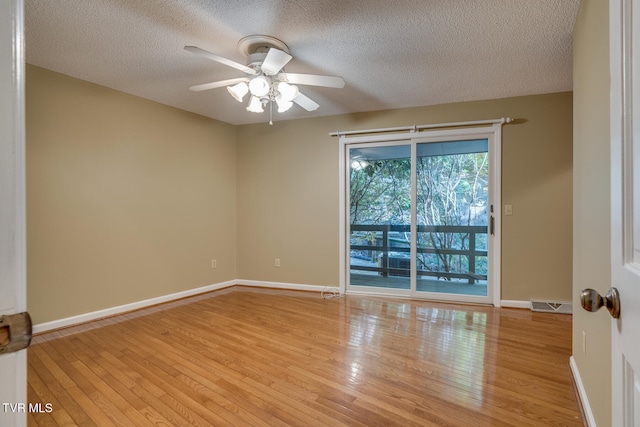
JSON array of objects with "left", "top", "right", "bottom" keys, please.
[{"left": 329, "top": 117, "right": 513, "bottom": 137}]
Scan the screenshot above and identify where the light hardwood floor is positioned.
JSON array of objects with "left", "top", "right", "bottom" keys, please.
[{"left": 27, "top": 287, "right": 583, "bottom": 426}]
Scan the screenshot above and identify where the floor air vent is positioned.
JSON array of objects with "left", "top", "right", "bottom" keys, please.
[{"left": 530, "top": 300, "right": 572, "bottom": 314}]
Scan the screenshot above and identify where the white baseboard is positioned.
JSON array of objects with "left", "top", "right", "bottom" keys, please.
[
  {"left": 570, "top": 356, "right": 596, "bottom": 427},
  {"left": 235, "top": 279, "right": 328, "bottom": 293},
  {"left": 32, "top": 279, "right": 331, "bottom": 334},
  {"left": 31, "top": 282, "right": 558, "bottom": 336},
  {"left": 500, "top": 300, "right": 531, "bottom": 309},
  {"left": 33, "top": 280, "right": 237, "bottom": 334}
]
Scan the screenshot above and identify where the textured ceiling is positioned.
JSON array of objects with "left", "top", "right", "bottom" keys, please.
[{"left": 25, "top": 0, "right": 580, "bottom": 125}]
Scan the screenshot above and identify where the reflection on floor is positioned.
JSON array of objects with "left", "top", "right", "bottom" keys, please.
[{"left": 350, "top": 273, "right": 488, "bottom": 296}]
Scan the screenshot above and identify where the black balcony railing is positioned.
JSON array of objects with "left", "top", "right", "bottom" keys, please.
[{"left": 350, "top": 224, "right": 488, "bottom": 283}]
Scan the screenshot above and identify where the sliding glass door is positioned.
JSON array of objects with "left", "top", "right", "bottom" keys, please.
[
  {"left": 344, "top": 128, "right": 499, "bottom": 304},
  {"left": 415, "top": 139, "right": 489, "bottom": 298},
  {"left": 349, "top": 143, "right": 411, "bottom": 291}
]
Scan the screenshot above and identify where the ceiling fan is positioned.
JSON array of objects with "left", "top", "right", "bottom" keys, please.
[{"left": 184, "top": 35, "right": 345, "bottom": 122}]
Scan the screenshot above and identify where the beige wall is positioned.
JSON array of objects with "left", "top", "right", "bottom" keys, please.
[
  {"left": 26, "top": 65, "right": 237, "bottom": 324},
  {"left": 237, "top": 93, "right": 573, "bottom": 302},
  {"left": 27, "top": 65, "right": 573, "bottom": 325},
  {"left": 572, "top": 0, "right": 612, "bottom": 424}
]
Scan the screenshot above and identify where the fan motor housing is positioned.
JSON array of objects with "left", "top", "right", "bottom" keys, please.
[{"left": 246, "top": 52, "right": 268, "bottom": 69}]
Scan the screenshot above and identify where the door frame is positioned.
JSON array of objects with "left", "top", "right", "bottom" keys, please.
[
  {"left": 339, "top": 124, "right": 502, "bottom": 306},
  {"left": 0, "top": 0, "right": 27, "bottom": 426}
]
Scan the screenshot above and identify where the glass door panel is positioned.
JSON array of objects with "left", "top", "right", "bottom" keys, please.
[
  {"left": 415, "top": 139, "right": 489, "bottom": 297},
  {"left": 349, "top": 144, "right": 411, "bottom": 291}
]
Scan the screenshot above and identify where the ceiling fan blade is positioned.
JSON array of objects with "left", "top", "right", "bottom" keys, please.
[
  {"left": 189, "top": 77, "right": 249, "bottom": 92},
  {"left": 279, "top": 72, "right": 345, "bottom": 88},
  {"left": 261, "top": 48, "right": 293, "bottom": 75},
  {"left": 184, "top": 46, "right": 257, "bottom": 75},
  {"left": 293, "top": 92, "right": 319, "bottom": 111}
]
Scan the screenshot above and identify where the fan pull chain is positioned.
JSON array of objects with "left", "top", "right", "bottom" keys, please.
[{"left": 269, "top": 99, "right": 273, "bottom": 125}]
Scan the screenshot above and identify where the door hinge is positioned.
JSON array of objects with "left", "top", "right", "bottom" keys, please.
[{"left": 0, "top": 312, "right": 32, "bottom": 355}]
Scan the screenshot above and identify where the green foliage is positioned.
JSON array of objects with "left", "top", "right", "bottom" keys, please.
[
  {"left": 350, "top": 158, "right": 411, "bottom": 225},
  {"left": 349, "top": 149, "right": 489, "bottom": 280}
]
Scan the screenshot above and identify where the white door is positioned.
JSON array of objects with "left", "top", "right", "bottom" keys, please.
[
  {"left": 0, "top": 0, "right": 28, "bottom": 426},
  {"left": 610, "top": 0, "right": 640, "bottom": 425}
]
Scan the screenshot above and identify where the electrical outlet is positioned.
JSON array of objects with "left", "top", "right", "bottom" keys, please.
[
  {"left": 211, "top": 259, "right": 217, "bottom": 268},
  {"left": 275, "top": 258, "right": 280, "bottom": 267},
  {"left": 582, "top": 330, "right": 586, "bottom": 354},
  {"left": 504, "top": 204, "right": 513, "bottom": 216}
]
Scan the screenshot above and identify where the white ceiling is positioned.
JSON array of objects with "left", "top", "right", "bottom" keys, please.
[{"left": 25, "top": 0, "right": 581, "bottom": 126}]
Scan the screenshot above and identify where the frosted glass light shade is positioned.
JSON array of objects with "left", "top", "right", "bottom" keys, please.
[
  {"left": 248, "top": 76, "right": 270, "bottom": 97},
  {"left": 246, "top": 96, "right": 264, "bottom": 113},
  {"left": 275, "top": 94, "right": 293, "bottom": 112},
  {"left": 227, "top": 82, "right": 249, "bottom": 102},
  {"left": 277, "top": 82, "right": 299, "bottom": 101}
]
